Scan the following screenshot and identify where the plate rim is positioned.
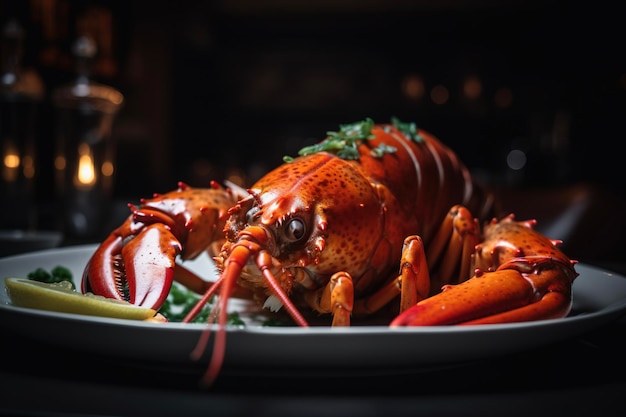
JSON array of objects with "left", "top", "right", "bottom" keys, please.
[
  {"left": 2, "top": 244, "right": 626, "bottom": 334},
  {"left": 2, "top": 244, "right": 626, "bottom": 373}
]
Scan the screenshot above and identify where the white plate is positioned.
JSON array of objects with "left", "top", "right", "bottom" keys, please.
[{"left": 1, "top": 245, "right": 626, "bottom": 375}]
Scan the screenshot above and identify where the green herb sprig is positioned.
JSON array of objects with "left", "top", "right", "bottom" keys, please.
[
  {"left": 283, "top": 117, "right": 425, "bottom": 162},
  {"left": 28, "top": 266, "right": 75, "bottom": 290},
  {"left": 370, "top": 142, "right": 397, "bottom": 157},
  {"left": 159, "top": 282, "right": 245, "bottom": 326},
  {"left": 390, "top": 116, "right": 424, "bottom": 143},
  {"left": 284, "top": 118, "right": 379, "bottom": 162}
]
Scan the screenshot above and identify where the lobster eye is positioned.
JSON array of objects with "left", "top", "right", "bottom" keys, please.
[{"left": 283, "top": 218, "right": 306, "bottom": 243}]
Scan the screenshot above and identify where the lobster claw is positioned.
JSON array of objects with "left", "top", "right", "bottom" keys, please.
[
  {"left": 390, "top": 215, "right": 579, "bottom": 327},
  {"left": 82, "top": 218, "right": 181, "bottom": 309},
  {"left": 390, "top": 257, "right": 576, "bottom": 326},
  {"left": 81, "top": 182, "right": 239, "bottom": 310}
]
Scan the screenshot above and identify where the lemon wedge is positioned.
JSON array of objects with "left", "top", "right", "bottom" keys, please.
[{"left": 4, "top": 277, "right": 156, "bottom": 320}]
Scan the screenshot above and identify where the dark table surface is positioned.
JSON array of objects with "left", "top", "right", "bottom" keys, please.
[{"left": 1, "top": 297, "right": 625, "bottom": 417}]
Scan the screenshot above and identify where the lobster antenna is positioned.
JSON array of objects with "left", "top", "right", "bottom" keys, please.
[
  {"left": 186, "top": 275, "right": 223, "bottom": 381},
  {"left": 194, "top": 244, "right": 251, "bottom": 387},
  {"left": 198, "top": 271, "right": 236, "bottom": 387}
]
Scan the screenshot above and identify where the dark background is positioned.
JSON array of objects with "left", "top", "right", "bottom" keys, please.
[{"left": 1, "top": 0, "right": 625, "bottom": 268}]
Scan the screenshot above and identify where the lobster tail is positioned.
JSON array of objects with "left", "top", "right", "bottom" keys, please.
[{"left": 356, "top": 124, "right": 494, "bottom": 245}]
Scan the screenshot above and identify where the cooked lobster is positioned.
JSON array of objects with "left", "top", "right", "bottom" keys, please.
[{"left": 81, "top": 118, "right": 578, "bottom": 384}]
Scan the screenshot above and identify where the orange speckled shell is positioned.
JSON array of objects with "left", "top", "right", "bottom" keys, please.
[
  {"left": 140, "top": 186, "right": 235, "bottom": 260},
  {"left": 239, "top": 124, "right": 483, "bottom": 294},
  {"left": 474, "top": 217, "right": 573, "bottom": 272},
  {"left": 252, "top": 153, "right": 385, "bottom": 280},
  {"left": 360, "top": 126, "right": 476, "bottom": 242}
]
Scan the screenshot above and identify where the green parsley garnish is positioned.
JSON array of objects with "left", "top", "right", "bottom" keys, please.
[
  {"left": 159, "top": 282, "right": 246, "bottom": 326},
  {"left": 284, "top": 118, "right": 380, "bottom": 162},
  {"left": 299, "top": 117, "right": 375, "bottom": 160},
  {"left": 284, "top": 117, "right": 426, "bottom": 162},
  {"left": 390, "top": 116, "right": 424, "bottom": 143},
  {"left": 370, "top": 143, "right": 397, "bottom": 158},
  {"left": 28, "top": 266, "right": 75, "bottom": 290}
]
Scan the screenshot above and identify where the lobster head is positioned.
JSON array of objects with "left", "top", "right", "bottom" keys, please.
[{"left": 214, "top": 152, "right": 387, "bottom": 310}]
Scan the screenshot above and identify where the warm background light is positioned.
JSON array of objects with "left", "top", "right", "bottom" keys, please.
[
  {"left": 22, "top": 155, "right": 35, "bottom": 179},
  {"left": 430, "top": 84, "right": 449, "bottom": 105},
  {"left": 463, "top": 76, "right": 482, "bottom": 100},
  {"left": 3, "top": 152, "right": 19, "bottom": 169},
  {"left": 75, "top": 144, "right": 96, "bottom": 187},
  {"left": 54, "top": 155, "right": 66, "bottom": 170},
  {"left": 402, "top": 74, "right": 425, "bottom": 101},
  {"left": 101, "top": 161, "right": 114, "bottom": 177},
  {"left": 2, "top": 148, "right": 20, "bottom": 182}
]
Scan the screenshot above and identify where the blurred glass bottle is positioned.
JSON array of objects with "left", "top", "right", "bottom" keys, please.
[
  {"left": 0, "top": 18, "right": 45, "bottom": 230},
  {"left": 52, "top": 35, "right": 123, "bottom": 239}
]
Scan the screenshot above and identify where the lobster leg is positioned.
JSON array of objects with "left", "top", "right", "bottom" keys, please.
[
  {"left": 425, "top": 204, "right": 479, "bottom": 290},
  {"left": 351, "top": 235, "right": 430, "bottom": 317},
  {"left": 304, "top": 271, "right": 355, "bottom": 326},
  {"left": 342, "top": 207, "right": 478, "bottom": 322}
]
